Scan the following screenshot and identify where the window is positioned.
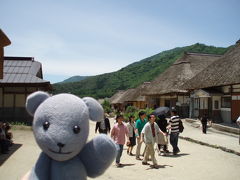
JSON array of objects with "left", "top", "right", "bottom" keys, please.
[
  {"left": 221, "top": 97, "right": 231, "bottom": 108},
  {"left": 194, "top": 98, "right": 199, "bottom": 109}
]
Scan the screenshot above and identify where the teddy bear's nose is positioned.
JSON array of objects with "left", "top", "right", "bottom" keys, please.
[{"left": 57, "top": 143, "right": 65, "bottom": 148}]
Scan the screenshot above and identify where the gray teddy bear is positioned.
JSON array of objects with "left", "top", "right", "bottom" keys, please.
[{"left": 25, "top": 91, "right": 117, "bottom": 180}]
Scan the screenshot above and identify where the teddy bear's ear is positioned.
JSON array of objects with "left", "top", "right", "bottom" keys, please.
[
  {"left": 26, "top": 91, "right": 50, "bottom": 116},
  {"left": 82, "top": 97, "right": 104, "bottom": 122}
]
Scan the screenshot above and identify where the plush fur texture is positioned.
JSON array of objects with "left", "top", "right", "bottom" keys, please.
[{"left": 26, "top": 91, "right": 117, "bottom": 180}]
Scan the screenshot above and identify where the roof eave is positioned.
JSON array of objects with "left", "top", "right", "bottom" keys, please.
[{"left": 0, "top": 29, "right": 11, "bottom": 47}]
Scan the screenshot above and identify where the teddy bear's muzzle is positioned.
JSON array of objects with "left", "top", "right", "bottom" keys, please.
[{"left": 48, "top": 142, "right": 72, "bottom": 154}]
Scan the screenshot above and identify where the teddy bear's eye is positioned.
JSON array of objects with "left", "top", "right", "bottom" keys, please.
[
  {"left": 43, "top": 121, "right": 50, "bottom": 131},
  {"left": 73, "top": 125, "right": 81, "bottom": 134}
]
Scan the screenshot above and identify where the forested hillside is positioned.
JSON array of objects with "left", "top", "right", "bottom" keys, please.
[
  {"left": 53, "top": 43, "right": 230, "bottom": 98},
  {"left": 59, "top": 76, "right": 89, "bottom": 83}
]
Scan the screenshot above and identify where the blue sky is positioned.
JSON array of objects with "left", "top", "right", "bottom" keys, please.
[{"left": 1, "top": 0, "right": 239, "bottom": 83}]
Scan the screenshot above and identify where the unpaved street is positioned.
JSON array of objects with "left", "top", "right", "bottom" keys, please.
[{"left": 0, "top": 122, "right": 239, "bottom": 180}]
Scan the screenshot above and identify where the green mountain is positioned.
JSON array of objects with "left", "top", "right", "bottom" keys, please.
[
  {"left": 53, "top": 43, "right": 230, "bottom": 98},
  {"left": 60, "top": 76, "right": 90, "bottom": 83}
]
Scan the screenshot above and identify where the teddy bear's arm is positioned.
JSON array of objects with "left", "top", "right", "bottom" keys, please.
[
  {"left": 29, "top": 152, "right": 51, "bottom": 180},
  {"left": 79, "top": 134, "right": 117, "bottom": 178}
]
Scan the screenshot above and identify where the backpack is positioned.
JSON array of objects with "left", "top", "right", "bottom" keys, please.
[{"left": 179, "top": 120, "right": 184, "bottom": 133}]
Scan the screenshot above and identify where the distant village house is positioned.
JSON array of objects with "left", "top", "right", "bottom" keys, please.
[
  {"left": 183, "top": 41, "right": 240, "bottom": 123},
  {"left": 142, "top": 52, "right": 222, "bottom": 118}
]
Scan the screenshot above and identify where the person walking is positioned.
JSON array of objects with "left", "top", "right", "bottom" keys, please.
[
  {"left": 169, "top": 109, "right": 181, "bottom": 155},
  {"left": 135, "top": 111, "right": 147, "bottom": 160},
  {"left": 95, "top": 114, "right": 111, "bottom": 134},
  {"left": 200, "top": 114, "right": 210, "bottom": 134},
  {"left": 111, "top": 115, "right": 130, "bottom": 167},
  {"left": 141, "top": 114, "right": 165, "bottom": 168},
  {"left": 156, "top": 114, "right": 169, "bottom": 155},
  {"left": 126, "top": 115, "right": 136, "bottom": 156}
]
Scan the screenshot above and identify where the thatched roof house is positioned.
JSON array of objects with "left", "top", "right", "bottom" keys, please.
[
  {"left": 120, "top": 84, "right": 146, "bottom": 102},
  {"left": 142, "top": 52, "right": 222, "bottom": 95},
  {"left": 182, "top": 42, "right": 240, "bottom": 90},
  {"left": 181, "top": 42, "right": 240, "bottom": 123},
  {"left": 109, "top": 90, "right": 127, "bottom": 104},
  {"left": 120, "top": 86, "right": 147, "bottom": 109},
  {"left": 110, "top": 84, "right": 148, "bottom": 110},
  {"left": 109, "top": 90, "right": 130, "bottom": 111},
  {"left": 118, "top": 88, "right": 136, "bottom": 102}
]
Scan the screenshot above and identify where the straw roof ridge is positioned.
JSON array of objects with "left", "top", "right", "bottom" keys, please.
[
  {"left": 120, "top": 85, "right": 146, "bottom": 102},
  {"left": 119, "top": 88, "right": 136, "bottom": 102},
  {"left": 142, "top": 52, "right": 222, "bottom": 95},
  {"left": 182, "top": 43, "right": 240, "bottom": 90},
  {"left": 109, "top": 90, "right": 127, "bottom": 104}
]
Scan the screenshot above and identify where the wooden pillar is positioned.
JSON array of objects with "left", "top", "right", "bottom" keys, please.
[{"left": 0, "top": 47, "right": 3, "bottom": 79}]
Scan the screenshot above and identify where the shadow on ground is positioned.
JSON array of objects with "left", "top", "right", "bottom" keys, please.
[
  {"left": 115, "top": 163, "right": 135, "bottom": 168},
  {"left": 0, "top": 143, "right": 22, "bottom": 166},
  {"left": 146, "top": 164, "right": 173, "bottom": 170},
  {"left": 161, "top": 153, "right": 190, "bottom": 158}
]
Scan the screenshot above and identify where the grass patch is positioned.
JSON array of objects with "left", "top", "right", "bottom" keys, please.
[{"left": 9, "top": 122, "right": 32, "bottom": 131}]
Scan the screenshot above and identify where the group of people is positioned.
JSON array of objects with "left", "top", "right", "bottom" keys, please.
[
  {"left": 96, "top": 110, "right": 182, "bottom": 168},
  {"left": 0, "top": 122, "right": 13, "bottom": 154}
]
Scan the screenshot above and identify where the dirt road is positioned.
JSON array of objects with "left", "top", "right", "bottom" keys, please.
[{"left": 0, "top": 122, "right": 239, "bottom": 180}]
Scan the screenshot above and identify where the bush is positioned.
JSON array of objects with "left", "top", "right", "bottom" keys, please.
[
  {"left": 123, "top": 106, "right": 138, "bottom": 121},
  {"left": 10, "top": 121, "right": 29, "bottom": 126},
  {"left": 102, "top": 99, "right": 113, "bottom": 113},
  {"left": 123, "top": 106, "right": 154, "bottom": 122}
]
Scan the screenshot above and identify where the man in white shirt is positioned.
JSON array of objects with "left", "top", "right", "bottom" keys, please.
[{"left": 141, "top": 114, "right": 165, "bottom": 168}]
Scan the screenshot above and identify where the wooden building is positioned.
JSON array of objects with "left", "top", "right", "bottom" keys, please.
[
  {"left": 182, "top": 41, "right": 240, "bottom": 123},
  {"left": 119, "top": 84, "right": 147, "bottom": 110},
  {"left": 109, "top": 84, "right": 148, "bottom": 111},
  {"left": 0, "top": 29, "right": 11, "bottom": 79},
  {"left": 109, "top": 90, "right": 127, "bottom": 112},
  {"left": 0, "top": 56, "right": 51, "bottom": 124},
  {"left": 142, "top": 52, "right": 222, "bottom": 117}
]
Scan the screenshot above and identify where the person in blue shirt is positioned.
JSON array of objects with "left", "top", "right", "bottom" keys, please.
[{"left": 135, "top": 111, "right": 147, "bottom": 160}]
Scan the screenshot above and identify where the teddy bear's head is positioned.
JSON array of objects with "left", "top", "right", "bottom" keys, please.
[{"left": 26, "top": 91, "right": 104, "bottom": 162}]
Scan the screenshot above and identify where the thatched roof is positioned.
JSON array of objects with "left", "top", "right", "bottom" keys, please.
[
  {"left": 119, "top": 89, "right": 136, "bottom": 102},
  {"left": 120, "top": 84, "right": 147, "bottom": 102},
  {"left": 182, "top": 42, "right": 240, "bottom": 90},
  {"left": 109, "top": 90, "right": 127, "bottom": 104},
  {"left": 142, "top": 52, "right": 222, "bottom": 95},
  {"left": 110, "top": 84, "right": 147, "bottom": 104}
]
